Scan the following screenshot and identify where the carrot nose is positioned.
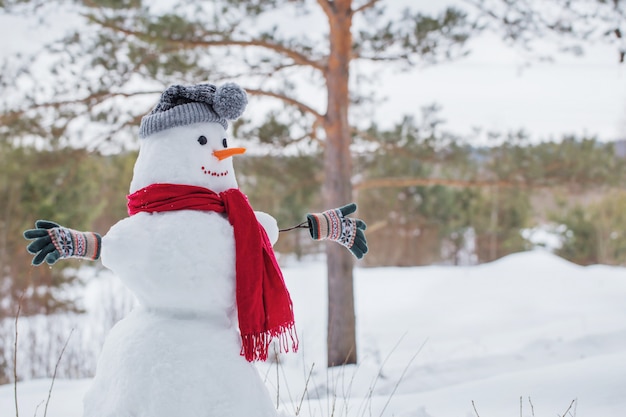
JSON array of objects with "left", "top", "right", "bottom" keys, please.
[{"left": 213, "top": 147, "right": 246, "bottom": 161}]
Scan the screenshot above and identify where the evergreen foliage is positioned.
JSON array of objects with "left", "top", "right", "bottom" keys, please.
[
  {"left": 0, "top": 0, "right": 479, "bottom": 365},
  {"left": 2, "top": 133, "right": 626, "bottom": 324},
  {"left": 469, "top": 0, "right": 626, "bottom": 62},
  {"left": 237, "top": 152, "right": 323, "bottom": 258},
  {"left": 552, "top": 191, "right": 626, "bottom": 265},
  {"left": 1, "top": 0, "right": 624, "bottom": 367},
  {"left": 0, "top": 144, "right": 134, "bottom": 319}
]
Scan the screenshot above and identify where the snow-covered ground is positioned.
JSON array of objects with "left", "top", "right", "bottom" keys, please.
[{"left": 2, "top": 249, "right": 626, "bottom": 416}]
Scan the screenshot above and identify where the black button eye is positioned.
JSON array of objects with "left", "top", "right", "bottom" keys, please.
[
  {"left": 222, "top": 138, "right": 228, "bottom": 148},
  {"left": 198, "top": 136, "right": 207, "bottom": 145}
]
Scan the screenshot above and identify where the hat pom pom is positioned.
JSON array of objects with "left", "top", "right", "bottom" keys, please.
[{"left": 213, "top": 83, "right": 247, "bottom": 120}]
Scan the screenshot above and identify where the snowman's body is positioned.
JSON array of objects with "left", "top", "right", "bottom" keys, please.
[{"left": 83, "top": 121, "right": 280, "bottom": 417}]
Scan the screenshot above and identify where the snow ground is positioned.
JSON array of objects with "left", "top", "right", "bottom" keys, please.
[{"left": 2, "top": 249, "right": 626, "bottom": 416}]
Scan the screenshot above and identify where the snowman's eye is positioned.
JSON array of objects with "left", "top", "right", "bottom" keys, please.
[
  {"left": 198, "top": 136, "right": 207, "bottom": 145},
  {"left": 222, "top": 138, "right": 228, "bottom": 148}
]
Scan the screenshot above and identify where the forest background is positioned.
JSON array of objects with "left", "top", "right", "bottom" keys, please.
[{"left": 1, "top": 0, "right": 626, "bottom": 382}]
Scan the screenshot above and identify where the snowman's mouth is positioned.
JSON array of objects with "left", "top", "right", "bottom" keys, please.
[{"left": 201, "top": 166, "right": 229, "bottom": 177}]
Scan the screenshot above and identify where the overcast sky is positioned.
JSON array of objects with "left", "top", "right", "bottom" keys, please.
[
  {"left": 381, "top": 0, "right": 626, "bottom": 142},
  {"left": 375, "top": 33, "right": 626, "bottom": 142}
]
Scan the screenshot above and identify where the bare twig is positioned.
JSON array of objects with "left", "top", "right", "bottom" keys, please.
[
  {"left": 560, "top": 399, "right": 576, "bottom": 417},
  {"left": 528, "top": 396, "right": 535, "bottom": 417},
  {"left": 43, "top": 328, "right": 75, "bottom": 417},
  {"left": 472, "top": 400, "right": 480, "bottom": 417},
  {"left": 298, "top": 347, "right": 317, "bottom": 417},
  {"left": 378, "top": 338, "right": 428, "bottom": 417},
  {"left": 295, "top": 363, "right": 315, "bottom": 416},
  {"left": 275, "top": 348, "right": 280, "bottom": 410},
  {"left": 328, "top": 367, "right": 336, "bottom": 417},
  {"left": 358, "top": 332, "right": 407, "bottom": 417},
  {"left": 33, "top": 399, "right": 45, "bottom": 417},
  {"left": 340, "top": 360, "right": 361, "bottom": 417},
  {"left": 279, "top": 221, "right": 309, "bottom": 233},
  {"left": 352, "top": 0, "right": 382, "bottom": 15},
  {"left": 278, "top": 358, "right": 296, "bottom": 412},
  {"left": 14, "top": 302, "right": 21, "bottom": 417}
]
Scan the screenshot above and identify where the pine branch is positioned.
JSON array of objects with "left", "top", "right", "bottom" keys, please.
[
  {"left": 0, "top": 90, "right": 160, "bottom": 126},
  {"left": 245, "top": 88, "right": 324, "bottom": 122},
  {"left": 316, "top": 0, "right": 334, "bottom": 18},
  {"left": 44, "top": 329, "right": 74, "bottom": 417},
  {"left": 84, "top": 15, "right": 326, "bottom": 72},
  {"left": 354, "top": 177, "right": 529, "bottom": 191},
  {"left": 13, "top": 301, "right": 20, "bottom": 417},
  {"left": 352, "top": 0, "right": 382, "bottom": 15}
]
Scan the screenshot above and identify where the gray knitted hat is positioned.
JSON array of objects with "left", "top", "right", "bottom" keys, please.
[{"left": 139, "top": 83, "right": 248, "bottom": 138}]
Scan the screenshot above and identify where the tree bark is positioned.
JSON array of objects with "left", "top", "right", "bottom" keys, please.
[{"left": 323, "top": 0, "right": 357, "bottom": 367}]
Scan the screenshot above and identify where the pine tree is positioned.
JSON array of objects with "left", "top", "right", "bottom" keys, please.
[
  {"left": 0, "top": 0, "right": 476, "bottom": 366},
  {"left": 469, "top": 0, "right": 626, "bottom": 62},
  {"left": 2, "top": 0, "right": 623, "bottom": 366}
]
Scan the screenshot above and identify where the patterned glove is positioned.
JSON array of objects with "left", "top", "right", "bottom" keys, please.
[
  {"left": 24, "top": 220, "right": 102, "bottom": 265},
  {"left": 306, "top": 203, "right": 368, "bottom": 259}
]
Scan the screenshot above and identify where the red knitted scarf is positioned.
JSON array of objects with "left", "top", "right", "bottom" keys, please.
[{"left": 127, "top": 183, "right": 298, "bottom": 361}]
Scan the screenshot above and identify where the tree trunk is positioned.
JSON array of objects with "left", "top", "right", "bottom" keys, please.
[{"left": 323, "top": 0, "right": 357, "bottom": 367}]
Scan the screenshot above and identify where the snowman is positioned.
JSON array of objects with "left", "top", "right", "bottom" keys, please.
[{"left": 23, "top": 82, "right": 367, "bottom": 417}]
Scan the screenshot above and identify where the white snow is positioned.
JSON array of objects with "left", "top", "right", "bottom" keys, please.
[
  {"left": 75, "top": 117, "right": 284, "bottom": 417},
  {"left": 129, "top": 123, "right": 240, "bottom": 194},
  {"left": 2, "top": 249, "right": 626, "bottom": 416}
]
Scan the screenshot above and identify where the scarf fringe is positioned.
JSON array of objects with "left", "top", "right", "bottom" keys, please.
[{"left": 241, "top": 323, "right": 299, "bottom": 362}]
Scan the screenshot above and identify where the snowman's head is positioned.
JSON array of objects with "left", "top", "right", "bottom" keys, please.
[
  {"left": 130, "top": 82, "right": 248, "bottom": 194},
  {"left": 129, "top": 121, "right": 245, "bottom": 193}
]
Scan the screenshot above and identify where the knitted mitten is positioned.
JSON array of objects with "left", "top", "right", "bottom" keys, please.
[
  {"left": 306, "top": 203, "right": 368, "bottom": 259},
  {"left": 24, "top": 220, "right": 102, "bottom": 265}
]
